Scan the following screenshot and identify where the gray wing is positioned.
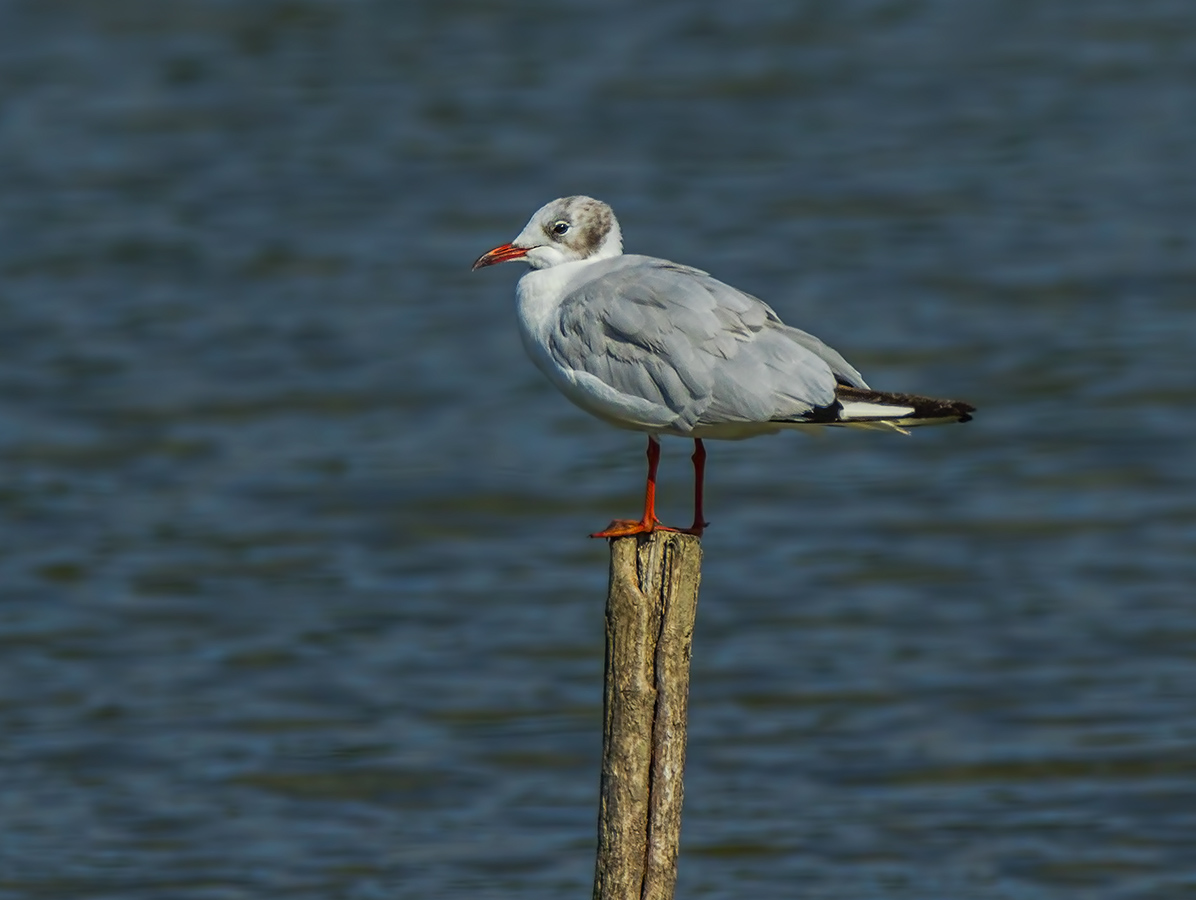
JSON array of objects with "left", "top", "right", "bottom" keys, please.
[
  {"left": 775, "top": 323, "right": 868, "bottom": 390},
  {"left": 547, "top": 255, "right": 864, "bottom": 432}
]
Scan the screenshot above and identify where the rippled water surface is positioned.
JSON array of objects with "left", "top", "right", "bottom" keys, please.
[{"left": 2, "top": 2, "right": 1195, "bottom": 897}]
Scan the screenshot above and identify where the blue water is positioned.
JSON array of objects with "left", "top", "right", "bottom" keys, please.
[{"left": 1, "top": 2, "right": 1195, "bottom": 897}]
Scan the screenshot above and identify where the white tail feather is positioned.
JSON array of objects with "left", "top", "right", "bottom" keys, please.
[{"left": 838, "top": 400, "right": 916, "bottom": 419}]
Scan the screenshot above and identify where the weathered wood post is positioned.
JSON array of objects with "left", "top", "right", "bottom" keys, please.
[{"left": 593, "top": 532, "right": 703, "bottom": 900}]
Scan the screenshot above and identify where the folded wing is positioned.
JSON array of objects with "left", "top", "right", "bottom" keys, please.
[{"left": 548, "top": 256, "right": 862, "bottom": 434}]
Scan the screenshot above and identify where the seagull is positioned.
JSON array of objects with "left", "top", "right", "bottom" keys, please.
[{"left": 473, "top": 196, "right": 973, "bottom": 538}]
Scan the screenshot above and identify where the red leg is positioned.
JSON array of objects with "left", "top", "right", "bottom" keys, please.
[
  {"left": 590, "top": 436, "right": 666, "bottom": 538},
  {"left": 590, "top": 436, "right": 707, "bottom": 539},
  {"left": 687, "top": 438, "right": 708, "bottom": 536}
]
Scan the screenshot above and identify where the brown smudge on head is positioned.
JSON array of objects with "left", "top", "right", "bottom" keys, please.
[{"left": 550, "top": 196, "right": 614, "bottom": 258}]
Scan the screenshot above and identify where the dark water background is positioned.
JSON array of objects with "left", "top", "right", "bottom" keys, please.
[{"left": 2, "top": 2, "right": 1195, "bottom": 897}]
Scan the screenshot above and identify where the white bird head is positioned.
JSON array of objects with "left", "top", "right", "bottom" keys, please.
[{"left": 472, "top": 196, "right": 624, "bottom": 271}]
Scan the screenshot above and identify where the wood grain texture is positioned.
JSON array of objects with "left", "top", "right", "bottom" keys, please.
[{"left": 593, "top": 532, "right": 702, "bottom": 900}]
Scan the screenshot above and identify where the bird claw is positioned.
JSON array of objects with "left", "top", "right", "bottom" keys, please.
[
  {"left": 590, "top": 518, "right": 658, "bottom": 539},
  {"left": 590, "top": 518, "right": 707, "bottom": 539}
]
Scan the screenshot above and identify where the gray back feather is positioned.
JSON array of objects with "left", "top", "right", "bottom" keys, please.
[{"left": 548, "top": 255, "right": 866, "bottom": 432}]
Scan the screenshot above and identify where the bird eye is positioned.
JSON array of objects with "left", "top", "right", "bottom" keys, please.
[{"left": 551, "top": 221, "right": 570, "bottom": 236}]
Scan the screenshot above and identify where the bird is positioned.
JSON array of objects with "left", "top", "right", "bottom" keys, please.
[{"left": 472, "top": 196, "right": 973, "bottom": 538}]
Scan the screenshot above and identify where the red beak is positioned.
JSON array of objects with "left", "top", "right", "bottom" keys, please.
[{"left": 472, "top": 243, "right": 529, "bottom": 270}]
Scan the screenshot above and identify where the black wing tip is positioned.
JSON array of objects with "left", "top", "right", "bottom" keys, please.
[
  {"left": 801, "top": 400, "right": 844, "bottom": 424},
  {"left": 774, "top": 393, "right": 976, "bottom": 426},
  {"left": 914, "top": 397, "right": 975, "bottom": 424},
  {"left": 954, "top": 399, "right": 976, "bottom": 423},
  {"left": 836, "top": 386, "right": 976, "bottom": 424}
]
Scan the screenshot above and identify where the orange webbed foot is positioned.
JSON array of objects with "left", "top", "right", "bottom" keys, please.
[{"left": 590, "top": 518, "right": 662, "bottom": 539}]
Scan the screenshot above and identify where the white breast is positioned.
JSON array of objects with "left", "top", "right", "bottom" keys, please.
[
  {"left": 514, "top": 260, "right": 592, "bottom": 380},
  {"left": 513, "top": 261, "right": 674, "bottom": 433}
]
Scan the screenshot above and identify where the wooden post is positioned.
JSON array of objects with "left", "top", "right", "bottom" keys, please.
[{"left": 593, "top": 532, "right": 702, "bottom": 900}]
